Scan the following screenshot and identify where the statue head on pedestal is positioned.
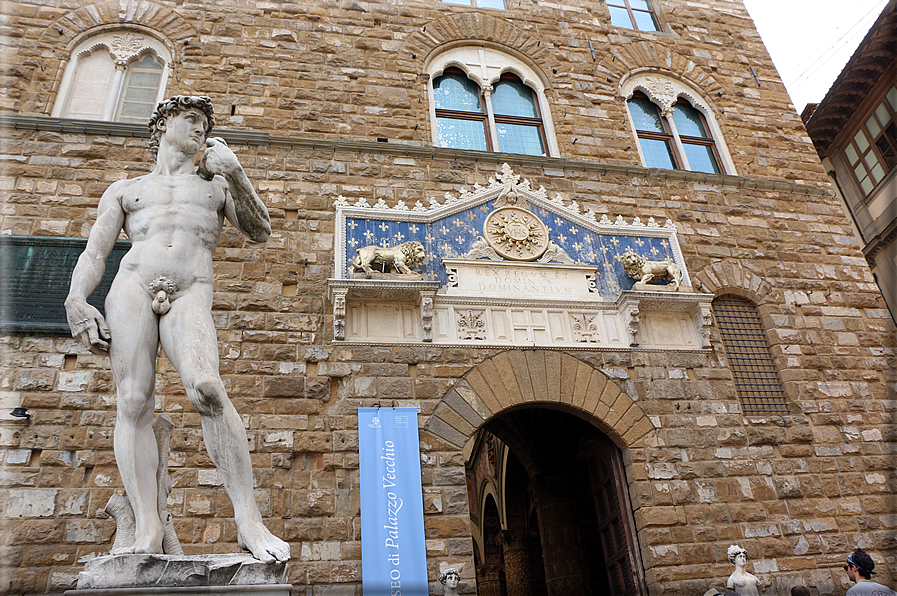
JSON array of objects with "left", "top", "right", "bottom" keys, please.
[{"left": 439, "top": 568, "right": 462, "bottom": 596}]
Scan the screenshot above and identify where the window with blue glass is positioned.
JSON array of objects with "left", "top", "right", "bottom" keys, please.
[
  {"left": 628, "top": 92, "right": 722, "bottom": 174},
  {"left": 608, "top": 0, "right": 660, "bottom": 31},
  {"left": 433, "top": 69, "right": 547, "bottom": 156}
]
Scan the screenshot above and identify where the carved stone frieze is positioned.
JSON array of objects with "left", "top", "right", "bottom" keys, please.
[
  {"left": 457, "top": 308, "right": 486, "bottom": 340},
  {"left": 536, "top": 241, "right": 575, "bottom": 265},
  {"left": 622, "top": 302, "right": 640, "bottom": 346},
  {"left": 462, "top": 236, "right": 503, "bottom": 261},
  {"left": 331, "top": 288, "right": 348, "bottom": 341},
  {"left": 571, "top": 313, "right": 600, "bottom": 343},
  {"left": 421, "top": 291, "right": 435, "bottom": 343},
  {"left": 348, "top": 240, "right": 426, "bottom": 278},
  {"left": 692, "top": 302, "right": 713, "bottom": 349}
]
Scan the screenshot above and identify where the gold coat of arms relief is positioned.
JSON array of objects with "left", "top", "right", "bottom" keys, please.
[{"left": 483, "top": 207, "right": 549, "bottom": 261}]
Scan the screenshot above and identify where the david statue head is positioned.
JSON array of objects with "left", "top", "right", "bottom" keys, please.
[{"left": 65, "top": 96, "right": 288, "bottom": 563}]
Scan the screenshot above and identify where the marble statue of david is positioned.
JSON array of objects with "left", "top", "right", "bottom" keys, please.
[{"left": 65, "top": 96, "right": 290, "bottom": 564}]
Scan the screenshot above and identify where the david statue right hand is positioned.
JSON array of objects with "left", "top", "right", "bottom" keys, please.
[{"left": 64, "top": 298, "right": 111, "bottom": 355}]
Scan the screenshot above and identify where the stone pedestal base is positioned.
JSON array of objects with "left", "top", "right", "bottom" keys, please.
[
  {"left": 632, "top": 282, "right": 692, "bottom": 292},
  {"left": 66, "top": 586, "right": 292, "bottom": 596},
  {"left": 66, "top": 553, "right": 289, "bottom": 594}
]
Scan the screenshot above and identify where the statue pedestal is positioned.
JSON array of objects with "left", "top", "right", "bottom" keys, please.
[
  {"left": 64, "top": 553, "right": 290, "bottom": 595},
  {"left": 65, "top": 587, "right": 292, "bottom": 596}
]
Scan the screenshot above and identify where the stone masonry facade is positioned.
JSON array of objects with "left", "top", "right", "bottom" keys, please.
[{"left": 1, "top": 0, "right": 896, "bottom": 595}]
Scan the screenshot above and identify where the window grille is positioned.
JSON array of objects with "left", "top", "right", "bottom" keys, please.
[{"left": 713, "top": 295, "right": 789, "bottom": 415}]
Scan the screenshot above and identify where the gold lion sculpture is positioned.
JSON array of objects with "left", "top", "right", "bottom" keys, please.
[
  {"left": 349, "top": 240, "right": 426, "bottom": 278},
  {"left": 621, "top": 248, "right": 683, "bottom": 291}
]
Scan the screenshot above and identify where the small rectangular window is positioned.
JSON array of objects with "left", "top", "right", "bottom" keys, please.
[
  {"left": 442, "top": 0, "right": 505, "bottom": 7},
  {"left": 607, "top": 0, "right": 660, "bottom": 31}
]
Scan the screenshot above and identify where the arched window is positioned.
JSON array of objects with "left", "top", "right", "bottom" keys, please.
[
  {"left": 628, "top": 92, "right": 721, "bottom": 173},
  {"left": 712, "top": 295, "right": 789, "bottom": 416},
  {"left": 427, "top": 47, "right": 558, "bottom": 157},
  {"left": 621, "top": 74, "right": 736, "bottom": 175},
  {"left": 52, "top": 31, "right": 171, "bottom": 123}
]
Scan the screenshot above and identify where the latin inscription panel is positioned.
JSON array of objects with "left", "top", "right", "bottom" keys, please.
[{"left": 443, "top": 259, "right": 600, "bottom": 300}]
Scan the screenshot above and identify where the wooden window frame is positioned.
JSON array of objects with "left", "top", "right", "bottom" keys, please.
[
  {"left": 441, "top": 0, "right": 507, "bottom": 8},
  {"left": 841, "top": 84, "right": 897, "bottom": 197},
  {"left": 629, "top": 92, "right": 723, "bottom": 173},
  {"left": 434, "top": 69, "right": 548, "bottom": 156},
  {"left": 492, "top": 74, "right": 549, "bottom": 156},
  {"left": 434, "top": 67, "right": 493, "bottom": 151},
  {"left": 607, "top": 0, "right": 661, "bottom": 32}
]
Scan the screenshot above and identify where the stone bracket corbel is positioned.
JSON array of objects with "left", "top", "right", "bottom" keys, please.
[
  {"left": 690, "top": 301, "right": 713, "bottom": 349},
  {"left": 620, "top": 297, "right": 640, "bottom": 347},
  {"left": 420, "top": 290, "right": 435, "bottom": 343},
  {"left": 331, "top": 287, "right": 348, "bottom": 341}
]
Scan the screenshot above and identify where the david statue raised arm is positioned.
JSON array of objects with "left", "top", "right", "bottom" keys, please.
[{"left": 65, "top": 96, "right": 290, "bottom": 564}]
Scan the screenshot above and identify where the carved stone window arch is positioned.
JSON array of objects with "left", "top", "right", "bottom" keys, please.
[
  {"left": 52, "top": 30, "right": 172, "bottom": 123},
  {"left": 426, "top": 45, "right": 560, "bottom": 157},
  {"left": 620, "top": 73, "right": 737, "bottom": 175}
]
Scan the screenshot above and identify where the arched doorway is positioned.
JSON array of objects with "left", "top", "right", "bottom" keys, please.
[
  {"left": 466, "top": 408, "right": 643, "bottom": 596},
  {"left": 427, "top": 349, "right": 654, "bottom": 596}
]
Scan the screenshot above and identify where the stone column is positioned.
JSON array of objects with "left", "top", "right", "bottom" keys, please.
[
  {"left": 529, "top": 475, "right": 587, "bottom": 596},
  {"left": 496, "top": 529, "right": 538, "bottom": 596},
  {"left": 475, "top": 564, "right": 504, "bottom": 596}
]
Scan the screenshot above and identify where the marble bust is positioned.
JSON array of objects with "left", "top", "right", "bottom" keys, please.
[
  {"left": 439, "top": 568, "right": 461, "bottom": 596},
  {"left": 726, "top": 544, "right": 760, "bottom": 596}
]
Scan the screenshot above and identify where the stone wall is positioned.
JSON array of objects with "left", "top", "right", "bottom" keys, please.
[{"left": 0, "top": 0, "right": 895, "bottom": 595}]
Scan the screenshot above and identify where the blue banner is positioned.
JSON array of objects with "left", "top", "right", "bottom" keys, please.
[{"left": 358, "top": 407, "right": 429, "bottom": 595}]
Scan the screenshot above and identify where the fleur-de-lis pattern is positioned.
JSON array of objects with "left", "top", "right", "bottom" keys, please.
[{"left": 339, "top": 166, "right": 681, "bottom": 298}]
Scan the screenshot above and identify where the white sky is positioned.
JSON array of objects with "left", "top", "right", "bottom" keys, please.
[{"left": 742, "top": 0, "right": 889, "bottom": 112}]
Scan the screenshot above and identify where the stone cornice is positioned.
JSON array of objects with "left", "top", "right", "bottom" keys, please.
[{"left": 0, "top": 114, "right": 833, "bottom": 197}]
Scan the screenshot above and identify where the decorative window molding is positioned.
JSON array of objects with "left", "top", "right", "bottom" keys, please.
[
  {"left": 712, "top": 294, "right": 789, "bottom": 416},
  {"left": 841, "top": 84, "right": 897, "bottom": 196},
  {"left": 426, "top": 46, "right": 559, "bottom": 157},
  {"left": 620, "top": 73, "right": 737, "bottom": 175},
  {"left": 607, "top": 0, "right": 661, "bottom": 32},
  {"left": 52, "top": 30, "right": 172, "bottom": 123}
]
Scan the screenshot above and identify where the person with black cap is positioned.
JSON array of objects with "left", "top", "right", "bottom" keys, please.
[{"left": 845, "top": 548, "right": 897, "bottom": 596}]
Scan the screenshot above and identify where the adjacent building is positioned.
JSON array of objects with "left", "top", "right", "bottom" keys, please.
[
  {"left": 805, "top": 0, "right": 897, "bottom": 324},
  {"left": 1, "top": 0, "right": 894, "bottom": 595}
]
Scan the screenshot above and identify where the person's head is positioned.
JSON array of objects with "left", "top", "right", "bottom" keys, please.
[
  {"left": 727, "top": 544, "right": 747, "bottom": 564},
  {"left": 439, "top": 568, "right": 461, "bottom": 588},
  {"left": 846, "top": 548, "right": 876, "bottom": 581},
  {"left": 791, "top": 586, "right": 811, "bottom": 596},
  {"left": 148, "top": 96, "right": 215, "bottom": 160}
]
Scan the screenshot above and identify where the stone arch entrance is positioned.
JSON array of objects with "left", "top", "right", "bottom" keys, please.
[
  {"left": 426, "top": 350, "right": 655, "bottom": 596},
  {"left": 426, "top": 350, "right": 655, "bottom": 452}
]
